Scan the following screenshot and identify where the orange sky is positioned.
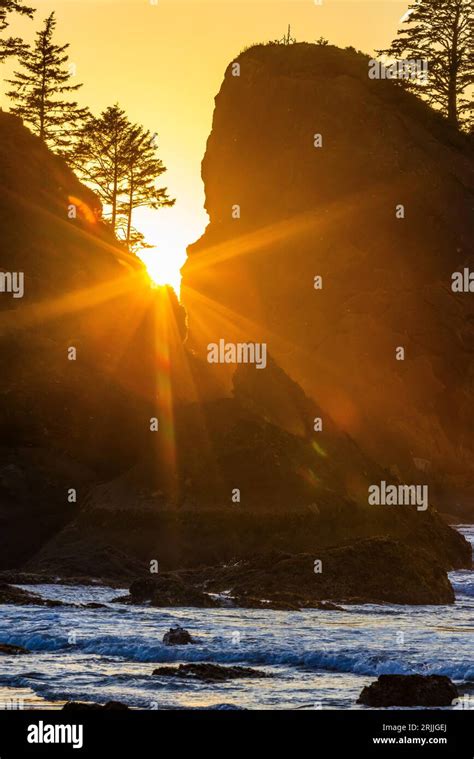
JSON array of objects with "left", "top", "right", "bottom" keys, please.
[{"left": 2, "top": 0, "right": 411, "bottom": 287}]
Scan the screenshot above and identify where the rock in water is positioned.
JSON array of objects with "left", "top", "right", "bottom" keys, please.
[
  {"left": 357, "top": 675, "right": 459, "bottom": 707},
  {"left": 152, "top": 663, "right": 268, "bottom": 681},
  {"left": 0, "top": 643, "right": 29, "bottom": 655},
  {"left": 162, "top": 626, "right": 194, "bottom": 645},
  {"left": 181, "top": 42, "right": 474, "bottom": 522},
  {"left": 0, "top": 584, "right": 64, "bottom": 607}
]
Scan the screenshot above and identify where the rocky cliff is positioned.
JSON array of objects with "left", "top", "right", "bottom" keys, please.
[
  {"left": 181, "top": 43, "right": 474, "bottom": 519},
  {"left": 0, "top": 55, "right": 471, "bottom": 589},
  {"left": 0, "top": 111, "right": 185, "bottom": 566}
]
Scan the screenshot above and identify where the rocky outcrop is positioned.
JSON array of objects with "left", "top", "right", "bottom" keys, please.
[
  {"left": 0, "top": 583, "right": 64, "bottom": 607},
  {"left": 152, "top": 663, "right": 268, "bottom": 681},
  {"left": 193, "top": 538, "right": 456, "bottom": 606},
  {"left": 0, "top": 112, "right": 185, "bottom": 569},
  {"left": 181, "top": 43, "right": 474, "bottom": 520},
  {"left": 0, "top": 62, "right": 471, "bottom": 599},
  {"left": 119, "top": 537, "right": 456, "bottom": 607},
  {"left": 22, "top": 357, "right": 471, "bottom": 580},
  {"left": 162, "top": 626, "right": 195, "bottom": 645},
  {"left": 358, "top": 674, "right": 459, "bottom": 707},
  {"left": 0, "top": 643, "right": 29, "bottom": 655}
]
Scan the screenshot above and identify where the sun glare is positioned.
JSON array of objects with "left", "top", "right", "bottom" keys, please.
[
  {"left": 133, "top": 207, "right": 206, "bottom": 297},
  {"left": 139, "top": 245, "right": 186, "bottom": 296}
]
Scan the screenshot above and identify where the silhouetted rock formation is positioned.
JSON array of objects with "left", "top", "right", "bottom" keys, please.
[
  {"left": 182, "top": 43, "right": 474, "bottom": 520},
  {"left": 118, "top": 537, "right": 456, "bottom": 607},
  {"left": 358, "top": 674, "right": 458, "bottom": 707},
  {"left": 24, "top": 354, "right": 469, "bottom": 580},
  {"left": 0, "top": 111, "right": 185, "bottom": 568},
  {"left": 0, "top": 70, "right": 470, "bottom": 593}
]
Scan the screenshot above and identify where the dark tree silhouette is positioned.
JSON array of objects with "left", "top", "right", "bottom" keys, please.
[
  {"left": 120, "top": 125, "right": 174, "bottom": 247},
  {"left": 377, "top": 0, "right": 473, "bottom": 128},
  {"left": 73, "top": 104, "right": 174, "bottom": 247},
  {"left": 0, "top": 0, "right": 34, "bottom": 61},
  {"left": 73, "top": 104, "right": 131, "bottom": 233},
  {"left": 5, "top": 12, "right": 88, "bottom": 153},
  {"left": 274, "top": 25, "right": 296, "bottom": 45}
]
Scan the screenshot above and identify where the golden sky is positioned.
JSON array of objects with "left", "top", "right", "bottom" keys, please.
[{"left": 2, "top": 0, "right": 410, "bottom": 287}]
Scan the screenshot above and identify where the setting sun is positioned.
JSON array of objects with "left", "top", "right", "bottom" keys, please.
[
  {"left": 133, "top": 206, "right": 206, "bottom": 296},
  {"left": 138, "top": 245, "right": 186, "bottom": 295}
]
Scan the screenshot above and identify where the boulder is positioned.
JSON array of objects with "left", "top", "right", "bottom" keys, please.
[
  {"left": 162, "top": 626, "right": 194, "bottom": 646},
  {"left": 152, "top": 663, "right": 268, "bottom": 681},
  {"left": 357, "top": 674, "right": 459, "bottom": 707},
  {"left": 0, "top": 643, "right": 29, "bottom": 655}
]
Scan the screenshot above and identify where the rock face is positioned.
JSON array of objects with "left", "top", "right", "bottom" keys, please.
[
  {"left": 22, "top": 357, "right": 471, "bottom": 580},
  {"left": 181, "top": 43, "right": 474, "bottom": 520},
  {"left": 0, "top": 72, "right": 470, "bottom": 593},
  {"left": 0, "top": 112, "right": 185, "bottom": 569},
  {"left": 358, "top": 674, "right": 458, "bottom": 707}
]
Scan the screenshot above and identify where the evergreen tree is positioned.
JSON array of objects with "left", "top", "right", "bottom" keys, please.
[
  {"left": 5, "top": 12, "right": 88, "bottom": 152},
  {"left": 377, "top": 0, "right": 473, "bottom": 128},
  {"left": 120, "top": 125, "right": 174, "bottom": 247},
  {"left": 73, "top": 104, "right": 131, "bottom": 232},
  {"left": 0, "top": 0, "right": 34, "bottom": 61},
  {"left": 73, "top": 105, "right": 174, "bottom": 246}
]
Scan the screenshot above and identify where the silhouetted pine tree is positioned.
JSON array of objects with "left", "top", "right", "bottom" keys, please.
[
  {"left": 5, "top": 12, "right": 88, "bottom": 153},
  {"left": 0, "top": 0, "right": 34, "bottom": 61},
  {"left": 377, "top": 0, "right": 473, "bottom": 128},
  {"left": 73, "top": 106, "right": 174, "bottom": 246},
  {"left": 73, "top": 104, "right": 131, "bottom": 233},
  {"left": 120, "top": 125, "right": 174, "bottom": 247}
]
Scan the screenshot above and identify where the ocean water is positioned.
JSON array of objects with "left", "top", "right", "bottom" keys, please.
[{"left": 0, "top": 526, "right": 472, "bottom": 710}]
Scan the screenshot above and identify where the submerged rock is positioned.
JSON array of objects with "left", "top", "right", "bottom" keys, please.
[
  {"left": 0, "top": 643, "right": 29, "bottom": 655},
  {"left": 162, "top": 626, "right": 194, "bottom": 646},
  {"left": 357, "top": 674, "right": 459, "bottom": 707},
  {"left": 152, "top": 663, "right": 268, "bottom": 681}
]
